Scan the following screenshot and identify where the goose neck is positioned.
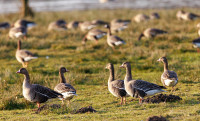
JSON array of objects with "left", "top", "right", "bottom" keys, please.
[
  {"left": 108, "top": 67, "right": 115, "bottom": 82},
  {"left": 125, "top": 65, "right": 132, "bottom": 82},
  {"left": 59, "top": 72, "right": 66, "bottom": 83},
  {"left": 163, "top": 61, "right": 169, "bottom": 71}
]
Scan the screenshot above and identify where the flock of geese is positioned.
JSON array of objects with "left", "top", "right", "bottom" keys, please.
[{"left": 0, "top": 10, "right": 199, "bottom": 110}]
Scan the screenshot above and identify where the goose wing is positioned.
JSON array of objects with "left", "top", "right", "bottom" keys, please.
[
  {"left": 54, "top": 83, "right": 76, "bottom": 94},
  {"left": 109, "top": 35, "right": 126, "bottom": 46},
  {"left": 162, "top": 70, "right": 178, "bottom": 81},
  {"left": 112, "top": 80, "right": 125, "bottom": 90}
]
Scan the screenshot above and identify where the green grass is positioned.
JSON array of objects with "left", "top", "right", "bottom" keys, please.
[{"left": 0, "top": 8, "right": 200, "bottom": 120}]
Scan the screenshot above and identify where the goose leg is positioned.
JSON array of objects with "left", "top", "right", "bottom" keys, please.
[
  {"left": 120, "top": 97, "right": 123, "bottom": 105},
  {"left": 124, "top": 97, "right": 126, "bottom": 105},
  {"left": 139, "top": 98, "right": 143, "bottom": 104},
  {"left": 197, "top": 48, "right": 199, "bottom": 53},
  {"left": 37, "top": 102, "right": 40, "bottom": 108},
  {"left": 67, "top": 100, "right": 70, "bottom": 106},
  {"left": 112, "top": 46, "right": 115, "bottom": 51},
  {"left": 171, "top": 86, "right": 175, "bottom": 93}
]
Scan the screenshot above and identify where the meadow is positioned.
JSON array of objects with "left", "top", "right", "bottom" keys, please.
[{"left": 0, "top": 8, "right": 200, "bottom": 121}]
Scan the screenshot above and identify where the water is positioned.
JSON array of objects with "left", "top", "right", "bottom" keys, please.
[{"left": 0, "top": 0, "right": 200, "bottom": 14}]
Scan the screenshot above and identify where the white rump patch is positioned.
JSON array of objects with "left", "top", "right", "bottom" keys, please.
[
  {"left": 114, "top": 41, "right": 125, "bottom": 46},
  {"left": 62, "top": 92, "right": 77, "bottom": 98},
  {"left": 24, "top": 57, "right": 38, "bottom": 61},
  {"left": 15, "top": 32, "right": 24, "bottom": 38},
  {"left": 146, "top": 89, "right": 165, "bottom": 96},
  {"left": 164, "top": 79, "right": 177, "bottom": 87}
]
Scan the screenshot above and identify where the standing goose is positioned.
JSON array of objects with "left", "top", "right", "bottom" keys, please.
[
  {"left": 54, "top": 67, "right": 77, "bottom": 105},
  {"left": 9, "top": 26, "right": 27, "bottom": 39},
  {"left": 176, "top": 10, "right": 200, "bottom": 21},
  {"left": 192, "top": 38, "right": 200, "bottom": 52},
  {"left": 14, "top": 19, "right": 36, "bottom": 29},
  {"left": 16, "top": 40, "right": 38, "bottom": 67},
  {"left": 157, "top": 57, "right": 178, "bottom": 92},
  {"left": 138, "top": 28, "right": 167, "bottom": 40},
  {"left": 16, "top": 68, "right": 63, "bottom": 109},
  {"left": 78, "top": 21, "right": 96, "bottom": 31},
  {"left": 0, "top": 22, "right": 10, "bottom": 30},
  {"left": 120, "top": 62, "right": 166, "bottom": 103},
  {"left": 105, "top": 63, "right": 128, "bottom": 105},
  {"left": 48, "top": 19, "right": 67, "bottom": 31},
  {"left": 105, "top": 24, "right": 126, "bottom": 50},
  {"left": 82, "top": 29, "right": 106, "bottom": 45}
]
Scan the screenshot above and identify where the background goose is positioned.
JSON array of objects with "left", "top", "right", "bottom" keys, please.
[
  {"left": 138, "top": 28, "right": 167, "bottom": 40},
  {"left": 16, "top": 68, "right": 63, "bottom": 109},
  {"left": 92, "top": 19, "right": 108, "bottom": 26},
  {"left": 192, "top": 38, "right": 200, "bottom": 52},
  {"left": 105, "top": 63, "right": 128, "bottom": 105},
  {"left": 16, "top": 40, "right": 38, "bottom": 67},
  {"left": 105, "top": 24, "right": 126, "bottom": 50},
  {"left": 54, "top": 67, "right": 77, "bottom": 105},
  {"left": 150, "top": 12, "right": 160, "bottom": 19},
  {"left": 120, "top": 62, "right": 166, "bottom": 103},
  {"left": 67, "top": 21, "right": 79, "bottom": 29},
  {"left": 133, "top": 13, "right": 150, "bottom": 23},
  {"left": 48, "top": 19, "right": 67, "bottom": 31},
  {"left": 157, "top": 57, "right": 178, "bottom": 92},
  {"left": 82, "top": 29, "right": 106, "bottom": 44},
  {"left": 9, "top": 26, "right": 27, "bottom": 39},
  {"left": 196, "top": 23, "right": 200, "bottom": 36},
  {"left": 14, "top": 19, "right": 36, "bottom": 29},
  {"left": 0, "top": 22, "right": 10, "bottom": 30},
  {"left": 176, "top": 10, "right": 200, "bottom": 20},
  {"left": 79, "top": 21, "right": 96, "bottom": 31}
]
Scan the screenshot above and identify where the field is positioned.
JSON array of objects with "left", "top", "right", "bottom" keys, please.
[{"left": 0, "top": 8, "right": 200, "bottom": 121}]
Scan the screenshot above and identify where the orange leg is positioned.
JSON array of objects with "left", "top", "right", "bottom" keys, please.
[
  {"left": 139, "top": 98, "right": 143, "bottom": 104},
  {"left": 120, "top": 97, "right": 123, "bottom": 105},
  {"left": 37, "top": 102, "right": 40, "bottom": 108}
]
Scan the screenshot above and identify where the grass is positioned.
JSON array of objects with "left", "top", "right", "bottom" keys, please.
[{"left": 0, "top": 8, "right": 200, "bottom": 120}]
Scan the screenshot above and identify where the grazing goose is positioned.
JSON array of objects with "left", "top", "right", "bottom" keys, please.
[
  {"left": 157, "top": 57, "right": 178, "bottom": 92},
  {"left": 67, "top": 21, "right": 79, "bottom": 29},
  {"left": 120, "top": 62, "right": 166, "bottom": 103},
  {"left": 79, "top": 21, "right": 96, "bottom": 31},
  {"left": 105, "top": 24, "right": 126, "bottom": 50},
  {"left": 16, "top": 68, "right": 63, "bottom": 109},
  {"left": 92, "top": 19, "right": 108, "bottom": 26},
  {"left": 138, "top": 28, "right": 167, "bottom": 40},
  {"left": 82, "top": 29, "right": 106, "bottom": 44},
  {"left": 54, "top": 67, "right": 77, "bottom": 105},
  {"left": 176, "top": 10, "right": 200, "bottom": 21},
  {"left": 0, "top": 22, "right": 10, "bottom": 29},
  {"left": 192, "top": 38, "right": 200, "bottom": 52},
  {"left": 110, "top": 19, "right": 130, "bottom": 33},
  {"left": 14, "top": 19, "right": 36, "bottom": 29},
  {"left": 105, "top": 63, "right": 128, "bottom": 105},
  {"left": 16, "top": 40, "right": 38, "bottom": 67},
  {"left": 133, "top": 13, "right": 150, "bottom": 23},
  {"left": 48, "top": 19, "right": 67, "bottom": 31},
  {"left": 9, "top": 26, "right": 27, "bottom": 39},
  {"left": 150, "top": 12, "right": 160, "bottom": 19}
]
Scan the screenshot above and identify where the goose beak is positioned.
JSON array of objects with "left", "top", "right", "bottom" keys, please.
[
  {"left": 119, "top": 65, "right": 124, "bottom": 68},
  {"left": 157, "top": 59, "right": 161, "bottom": 62},
  {"left": 16, "top": 70, "right": 20, "bottom": 73}
]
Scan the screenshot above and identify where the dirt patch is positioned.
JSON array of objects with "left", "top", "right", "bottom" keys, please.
[
  {"left": 146, "top": 116, "right": 168, "bottom": 121},
  {"left": 74, "top": 106, "right": 97, "bottom": 114},
  {"left": 36, "top": 104, "right": 61, "bottom": 114},
  {"left": 144, "top": 94, "right": 182, "bottom": 103}
]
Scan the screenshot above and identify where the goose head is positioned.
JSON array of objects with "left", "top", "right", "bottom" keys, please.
[
  {"left": 60, "top": 67, "right": 69, "bottom": 73},
  {"left": 105, "top": 63, "right": 113, "bottom": 70},
  {"left": 157, "top": 57, "right": 168, "bottom": 63},
  {"left": 119, "top": 62, "right": 130, "bottom": 68},
  {"left": 16, "top": 68, "right": 28, "bottom": 75}
]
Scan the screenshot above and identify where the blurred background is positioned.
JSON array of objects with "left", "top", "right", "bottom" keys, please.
[{"left": 1, "top": 0, "right": 200, "bottom": 14}]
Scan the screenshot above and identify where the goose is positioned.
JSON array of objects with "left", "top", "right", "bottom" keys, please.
[
  {"left": 138, "top": 28, "right": 167, "bottom": 40},
  {"left": 105, "top": 24, "right": 126, "bottom": 50},
  {"left": 48, "top": 19, "right": 67, "bottom": 31},
  {"left": 120, "top": 62, "right": 166, "bottom": 103},
  {"left": 133, "top": 13, "right": 150, "bottom": 23},
  {"left": 110, "top": 19, "right": 130, "bottom": 33},
  {"left": 16, "top": 40, "right": 38, "bottom": 67},
  {"left": 192, "top": 38, "right": 200, "bottom": 52},
  {"left": 16, "top": 68, "right": 63, "bottom": 109},
  {"left": 9, "top": 26, "right": 27, "bottom": 39},
  {"left": 0, "top": 22, "right": 10, "bottom": 30},
  {"left": 176, "top": 10, "right": 200, "bottom": 21},
  {"left": 150, "top": 12, "right": 160, "bottom": 19},
  {"left": 67, "top": 21, "right": 79, "bottom": 29},
  {"left": 82, "top": 29, "right": 106, "bottom": 44},
  {"left": 105, "top": 63, "right": 128, "bottom": 105},
  {"left": 157, "top": 57, "right": 178, "bottom": 92},
  {"left": 92, "top": 19, "right": 108, "bottom": 26},
  {"left": 54, "top": 67, "right": 77, "bottom": 105},
  {"left": 79, "top": 21, "right": 96, "bottom": 31},
  {"left": 14, "top": 19, "right": 36, "bottom": 29}
]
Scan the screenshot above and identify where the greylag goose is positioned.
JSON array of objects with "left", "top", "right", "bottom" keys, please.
[
  {"left": 16, "top": 68, "right": 63, "bottom": 109},
  {"left": 120, "top": 62, "right": 166, "bottom": 103},
  {"left": 16, "top": 40, "right": 38, "bottom": 67},
  {"left": 78, "top": 21, "right": 96, "bottom": 31},
  {"left": 105, "top": 24, "right": 126, "bottom": 50},
  {"left": 82, "top": 29, "right": 106, "bottom": 44},
  {"left": 196, "top": 23, "right": 200, "bottom": 36},
  {"left": 9, "top": 26, "right": 27, "bottom": 39},
  {"left": 150, "top": 12, "right": 160, "bottom": 19},
  {"left": 176, "top": 10, "right": 200, "bottom": 20},
  {"left": 0, "top": 22, "right": 10, "bottom": 29},
  {"left": 138, "top": 28, "right": 167, "bottom": 40},
  {"left": 67, "top": 21, "right": 79, "bottom": 29},
  {"left": 48, "top": 19, "right": 67, "bottom": 31},
  {"left": 14, "top": 19, "right": 36, "bottom": 29},
  {"left": 110, "top": 19, "right": 130, "bottom": 33},
  {"left": 133, "top": 14, "right": 150, "bottom": 23},
  {"left": 54, "top": 67, "right": 77, "bottom": 105},
  {"left": 192, "top": 38, "right": 200, "bottom": 52},
  {"left": 105, "top": 63, "right": 128, "bottom": 105},
  {"left": 157, "top": 57, "right": 178, "bottom": 92}
]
